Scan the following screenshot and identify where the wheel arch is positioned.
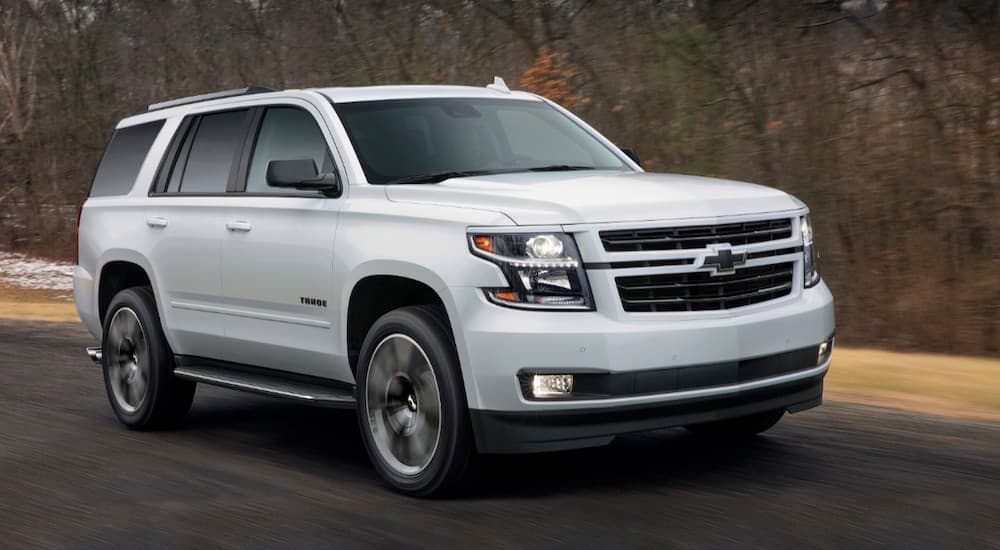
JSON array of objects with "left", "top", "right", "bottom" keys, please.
[
  {"left": 96, "top": 249, "right": 161, "bottom": 331},
  {"left": 343, "top": 263, "right": 457, "bottom": 369},
  {"left": 341, "top": 262, "right": 473, "bottom": 397}
]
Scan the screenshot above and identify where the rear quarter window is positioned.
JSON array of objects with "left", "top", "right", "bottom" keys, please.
[{"left": 89, "top": 120, "right": 165, "bottom": 197}]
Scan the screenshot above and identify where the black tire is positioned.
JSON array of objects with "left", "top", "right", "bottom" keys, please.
[
  {"left": 101, "top": 287, "right": 196, "bottom": 430},
  {"left": 686, "top": 409, "right": 785, "bottom": 438},
  {"left": 356, "top": 305, "right": 474, "bottom": 497}
]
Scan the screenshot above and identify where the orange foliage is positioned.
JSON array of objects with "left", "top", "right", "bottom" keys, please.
[{"left": 518, "top": 48, "right": 589, "bottom": 110}]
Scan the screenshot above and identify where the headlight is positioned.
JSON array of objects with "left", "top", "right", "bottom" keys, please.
[
  {"left": 801, "top": 215, "right": 820, "bottom": 288},
  {"left": 469, "top": 232, "right": 594, "bottom": 310}
]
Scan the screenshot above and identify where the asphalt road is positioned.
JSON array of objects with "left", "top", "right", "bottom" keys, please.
[{"left": 1, "top": 320, "right": 998, "bottom": 548}]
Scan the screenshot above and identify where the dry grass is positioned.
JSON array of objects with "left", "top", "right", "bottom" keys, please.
[
  {"left": 0, "top": 285, "right": 78, "bottom": 322},
  {"left": 826, "top": 348, "right": 1000, "bottom": 423},
  {"left": 0, "top": 283, "right": 996, "bottom": 422}
]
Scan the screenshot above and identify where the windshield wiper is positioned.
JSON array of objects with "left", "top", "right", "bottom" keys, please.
[
  {"left": 383, "top": 170, "right": 498, "bottom": 185},
  {"left": 523, "top": 164, "right": 598, "bottom": 172}
]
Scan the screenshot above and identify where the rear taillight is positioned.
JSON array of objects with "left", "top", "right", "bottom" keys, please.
[{"left": 75, "top": 204, "right": 84, "bottom": 265}]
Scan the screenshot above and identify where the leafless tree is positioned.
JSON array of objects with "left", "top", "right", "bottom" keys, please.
[{"left": 0, "top": 4, "right": 38, "bottom": 142}]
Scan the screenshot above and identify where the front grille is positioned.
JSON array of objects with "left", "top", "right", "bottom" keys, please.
[
  {"left": 616, "top": 262, "right": 794, "bottom": 312},
  {"left": 601, "top": 218, "right": 793, "bottom": 252}
]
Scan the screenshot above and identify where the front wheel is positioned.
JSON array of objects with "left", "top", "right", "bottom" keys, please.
[{"left": 356, "top": 306, "right": 474, "bottom": 496}]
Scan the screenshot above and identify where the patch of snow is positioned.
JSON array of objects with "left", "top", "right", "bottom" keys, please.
[{"left": 0, "top": 252, "right": 75, "bottom": 292}]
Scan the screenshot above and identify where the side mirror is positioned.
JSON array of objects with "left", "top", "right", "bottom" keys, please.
[
  {"left": 266, "top": 159, "right": 343, "bottom": 197},
  {"left": 621, "top": 147, "right": 641, "bottom": 167}
]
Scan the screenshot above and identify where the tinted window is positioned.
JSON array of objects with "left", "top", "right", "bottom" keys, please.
[
  {"left": 246, "top": 107, "right": 334, "bottom": 194},
  {"left": 334, "top": 98, "right": 627, "bottom": 184},
  {"left": 90, "top": 120, "right": 164, "bottom": 197},
  {"left": 497, "top": 110, "right": 594, "bottom": 165},
  {"left": 178, "top": 110, "right": 249, "bottom": 193}
]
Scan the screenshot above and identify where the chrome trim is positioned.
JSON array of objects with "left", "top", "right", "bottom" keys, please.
[
  {"left": 86, "top": 347, "right": 102, "bottom": 363},
  {"left": 519, "top": 358, "right": 832, "bottom": 409}
]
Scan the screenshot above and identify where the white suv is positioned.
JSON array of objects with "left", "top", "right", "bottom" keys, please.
[{"left": 75, "top": 80, "right": 835, "bottom": 496}]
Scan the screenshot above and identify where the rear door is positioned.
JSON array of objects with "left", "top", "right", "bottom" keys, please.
[
  {"left": 146, "top": 109, "right": 252, "bottom": 358},
  {"left": 217, "top": 104, "right": 348, "bottom": 381}
]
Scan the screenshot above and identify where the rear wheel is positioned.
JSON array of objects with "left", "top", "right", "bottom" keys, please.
[
  {"left": 101, "top": 287, "right": 195, "bottom": 429},
  {"left": 356, "top": 305, "right": 473, "bottom": 496},
  {"left": 686, "top": 409, "right": 785, "bottom": 438}
]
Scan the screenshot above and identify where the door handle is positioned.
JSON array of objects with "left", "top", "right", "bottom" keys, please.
[
  {"left": 146, "top": 217, "right": 168, "bottom": 228},
  {"left": 226, "top": 220, "right": 252, "bottom": 232}
]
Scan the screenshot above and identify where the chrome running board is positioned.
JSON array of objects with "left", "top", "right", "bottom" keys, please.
[
  {"left": 172, "top": 360, "right": 355, "bottom": 408},
  {"left": 86, "top": 347, "right": 102, "bottom": 363}
]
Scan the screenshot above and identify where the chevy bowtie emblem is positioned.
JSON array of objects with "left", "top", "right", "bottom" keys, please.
[{"left": 701, "top": 244, "right": 747, "bottom": 274}]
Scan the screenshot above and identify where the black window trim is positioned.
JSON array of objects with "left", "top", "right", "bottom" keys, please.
[
  {"left": 233, "top": 107, "right": 265, "bottom": 193},
  {"left": 148, "top": 107, "right": 250, "bottom": 197},
  {"left": 149, "top": 104, "right": 341, "bottom": 199},
  {"left": 235, "top": 105, "right": 337, "bottom": 197},
  {"left": 168, "top": 116, "right": 200, "bottom": 193}
]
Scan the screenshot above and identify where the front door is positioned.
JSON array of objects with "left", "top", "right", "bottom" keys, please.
[{"left": 218, "top": 105, "right": 348, "bottom": 381}]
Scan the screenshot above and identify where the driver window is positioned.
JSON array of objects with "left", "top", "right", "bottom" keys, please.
[{"left": 246, "top": 107, "right": 335, "bottom": 194}]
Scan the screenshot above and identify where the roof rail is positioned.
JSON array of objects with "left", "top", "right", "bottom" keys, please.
[{"left": 139, "top": 87, "right": 276, "bottom": 113}]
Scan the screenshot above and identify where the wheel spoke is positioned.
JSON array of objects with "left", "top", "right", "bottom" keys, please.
[
  {"left": 397, "top": 341, "right": 419, "bottom": 373},
  {"left": 365, "top": 333, "right": 442, "bottom": 476},
  {"left": 422, "top": 399, "right": 440, "bottom": 429},
  {"left": 126, "top": 377, "right": 140, "bottom": 406},
  {"left": 391, "top": 431, "right": 411, "bottom": 464},
  {"left": 132, "top": 370, "right": 147, "bottom": 402},
  {"left": 410, "top": 429, "right": 430, "bottom": 461}
]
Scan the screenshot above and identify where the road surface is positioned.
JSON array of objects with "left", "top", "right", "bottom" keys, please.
[{"left": 1, "top": 320, "right": 997, "bottom": 548}]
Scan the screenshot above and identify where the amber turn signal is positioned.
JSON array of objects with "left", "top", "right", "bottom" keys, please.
[
  {"left": 473, "top": 235, "right": 494, "bottom": 253},
  {"left": 492, "top": 290, "right": 518, "bottom": 302}
]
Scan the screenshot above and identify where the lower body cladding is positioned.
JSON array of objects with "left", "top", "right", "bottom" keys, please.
[
  {"left": 472, "top": 357, "right": 828, "bottom": 453},
  {"left": 449, "top": 281, "right": 836, "bottom": 454}
]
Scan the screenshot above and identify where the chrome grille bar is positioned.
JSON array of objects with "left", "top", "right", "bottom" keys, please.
[
  {"left": 616, "top": 262, "right": 795, "bottom": 312},
  {"left": 601, "top": 218, "right": 793, "bottom": 252}
]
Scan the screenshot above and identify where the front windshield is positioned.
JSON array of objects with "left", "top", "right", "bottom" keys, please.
[{"left": 333, "top": 98, "right": 629, "bottom": 184}]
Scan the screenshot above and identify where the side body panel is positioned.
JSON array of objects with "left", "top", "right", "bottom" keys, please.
[
  {"left": 218, "top": 197, "right": 342, "bottom": 378},
  {"left": 144, "top": 196, "right": 227, "bottom": 357}
]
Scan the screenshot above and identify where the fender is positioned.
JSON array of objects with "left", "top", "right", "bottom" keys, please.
[{"left": 95, "top": 248, "right": 171, "bottom": 346}]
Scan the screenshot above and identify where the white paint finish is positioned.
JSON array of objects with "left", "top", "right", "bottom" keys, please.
[
  {"left": 450, "top": 281, "right": 835, "bottom": 411},
  {"left": 170, "top": 301, "right": 332, "bottom": 328},
  {"left": 143, "top": 197, "right": 227, "bottom": 356},
  {"left": 387, "top": 171, "right": 802, "bottom": 225},
  {"left": 76, "top": 198, "right": 155, "bottom": 337},
  {"left": 217, "top": 196, "right": 345, "bottom": 379},
  {"left": 72, "top": 266, "right": 97, "bottom": 335}
]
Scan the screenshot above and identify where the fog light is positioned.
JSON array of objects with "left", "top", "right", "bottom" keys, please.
[
  {"left": 531, "top": 374, "right": 574, "bottom": 398},
  {"left": 817, "top": 337, "right": 834, "bottom": 365}
]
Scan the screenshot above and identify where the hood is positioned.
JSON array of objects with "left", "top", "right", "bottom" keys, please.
[{"left": 385, "top": 171, "right": 804, "bottom": 225}]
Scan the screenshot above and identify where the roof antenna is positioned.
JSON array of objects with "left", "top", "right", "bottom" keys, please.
[{"left": 487, "top": 76, "right": 510, "bottom": 94}]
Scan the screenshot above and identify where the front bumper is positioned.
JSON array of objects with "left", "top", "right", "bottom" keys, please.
[
  {"left": 471, "top": 366, "right": 826, "bottom": 453},
  {"left": 447, "top": 280, "right": 835, "bottom": 452}
]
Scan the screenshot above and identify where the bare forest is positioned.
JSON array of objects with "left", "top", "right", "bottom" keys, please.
[{"left": 0, "top": 0, "right": 996, "bottom": 355}]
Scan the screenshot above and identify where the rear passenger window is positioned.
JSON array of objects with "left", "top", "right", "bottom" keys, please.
[
  {"left": 175, "top": 110, "right": 249, "bottom": 193},
  {"left": 245, "top": 107, "right": 334, "bottom": 194},
  {"left": 90, "top": 120, "right": 164, "bottom": 197}
]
